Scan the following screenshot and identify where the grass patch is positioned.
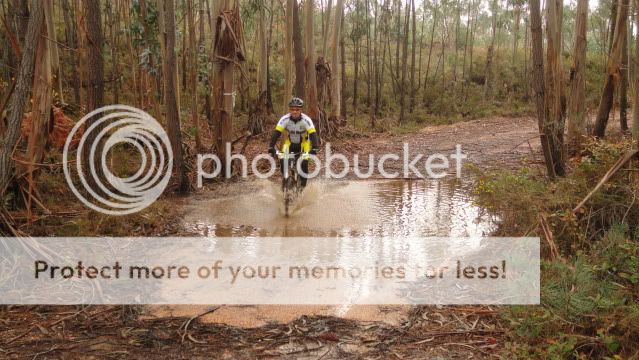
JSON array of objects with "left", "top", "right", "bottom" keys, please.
[{"left": 472, "top": 138, "right": 639, "bottom": 358}]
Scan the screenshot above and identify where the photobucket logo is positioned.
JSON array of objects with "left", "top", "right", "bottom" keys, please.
[
  {"left": 63, "top": 105, "right": 173, "bottom": 216},
  {"left": 196, "top": 142, "right": 467, "bottom": 186}
]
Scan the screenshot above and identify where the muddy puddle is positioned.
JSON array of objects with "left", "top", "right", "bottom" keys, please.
[
  {"left": 145, "top": 179, "right": 497, "bottom": 328},
  {"left": 183, "top": 179, "right": 496, "bottom": 237}
]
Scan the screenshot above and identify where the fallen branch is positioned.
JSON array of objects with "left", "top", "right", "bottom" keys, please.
[
  {"left": 539, "top": 214, "right": 561, "bottom": 261},
  {"left": 572, "top": 149, "right": 639, "bottom": 214},
  {"left": 180, "top": 306, "right": 222, "bottom": 343}
]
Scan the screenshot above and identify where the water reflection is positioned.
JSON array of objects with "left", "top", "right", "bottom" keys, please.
[{"left": 184, "top": 179, "right": 496, "bottom": 238}]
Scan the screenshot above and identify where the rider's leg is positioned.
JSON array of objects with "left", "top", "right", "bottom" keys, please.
[{"left": 299, "top": 159, "right": 309, "bottom": 188}]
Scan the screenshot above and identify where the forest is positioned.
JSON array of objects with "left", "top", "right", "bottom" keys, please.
[{"left": 0, "top": 0, "right": 638, "bottom": 358}]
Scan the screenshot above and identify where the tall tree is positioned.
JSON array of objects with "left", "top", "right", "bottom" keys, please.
[
  {"left": 620, "top": 21, "right": 629, "bottom": 132},
  {"left": 398, "top": 0, "right": 410, "bottom": 123},
  {"left": 634, "top": 0, "right": 639, "bottom": 160},
  {"left": 13, "top": 0, "right": 29, "bottom": 49},
  {"left": 305, "top": 0, "right": 319, "bottom": 120},
  {"left": 567, "top": 0, "right": 588, "bottom": 151},
  {"left": 543, "top": 0, "right": 566, "bottom": 177},
  {"left": 61, "top": 0, "right": 80, "bottom": 105},
  {"left": 160, "top": 0, "right": 189, "bottom": 192},
  {"left": 423, "top": 0, "right": 438, "bottom": 102},
  {"left": 0, "top": 0, "right": 44, "bottom": 200},
  {"left": 187, "top": 0, "right": 202, "bottom": 150},
  {"left": 292, "top": 0, "right": 305, "bottom": 98},
  {"left": 82, "top": 0, "right": 106, "bottom": 193},
  {"left": 329, "top": 0, "right": 344, "bottom": 121},
  {"left": 484, "top": 0, "right": 498, "bottom": 99},
  {"left": 409, "top": 0, "right": 417, "bottom": 112},
  {"left": 530, "top": 0, "right": 560, "bottom": 178},
  {"left": 213, "top": 0, "right": 245, "bottom": 173},
  {"left": 322, "top": 0, "right": 333, "bottom": 58},
  {"left": 284, "top": 0, "right": 294, "bottom": 109},
  {"left": 44, "top": 0, "right": 63, "bottom": 104},
  {"left": 593, "top": 0, "right": 630, "bottom": 138}
]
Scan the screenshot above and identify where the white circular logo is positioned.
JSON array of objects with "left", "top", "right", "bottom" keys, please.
[{"left": 63, "top": 105, "right": 173, "bottom": 215}]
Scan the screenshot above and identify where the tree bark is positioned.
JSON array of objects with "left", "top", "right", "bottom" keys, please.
[
  {"left": 44, "top": 0, "right": 64, "bottom": 104},
  {"left": 593, "top": 0, "right": 629, "bottom": 138},
  {"left": 340, "top": 16, "right": 346, "bottom": 118},
  {"left": 484, "top": 0, "right": 498, "bottom": 99},
  {"left": 634, "top": 0, "right": 639, "bottom": 155},
  {"left": 512, "top": 5, "right": 521, "bottom": 66},
  {"left": 82, "top": 0, "right": 106, "bottom": 193},
  {"left": 284, "top": 0, "right": 294, "bottom": 109},
  {"left": 62, "top": 0, "right": 80, "bottom": 105},
  {"left": 13, "top": 0, "right": 29, "bottom": 49},
  {"left": 423, "top": 1, "right": 438, "bottom": 101},
  {"left": 620, "top": 20, "right": 629, "bottom": 132},
  {"left": 398, "top": 0, "right": 410, "bottom": 123},
  {"left": 292, "top": 0, "right": 305, "bottom": 99},
  {"left": 409, "top": 0, "right": 417, "bottom": 112},
  {"left": 0, "top": 0, "right": 44, "bottom": 199},
  {"left": 305, "top": 0, "right": 319, "bottom": 120},
  {"left": 530, "top": 0, "right": 558, "bottom": 179},
  {"left": 161, "top": 0, "right": 189, "bottom": 193},
  {"left": 322, "top": 0, "right": 333, "bottom": 58},
  {"left": 567, "top": 0, "right": 588, "bottom": 151},
  {"left": 544, "top": 0, "right": 566, "bottom": 177},
  {"left": 329, "top": 0, "right": 344, "bottom": 120}
]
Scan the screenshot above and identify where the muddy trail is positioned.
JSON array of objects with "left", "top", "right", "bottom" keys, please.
[{"left": 1, "top": 116, "right": 541, "bottom": 359}]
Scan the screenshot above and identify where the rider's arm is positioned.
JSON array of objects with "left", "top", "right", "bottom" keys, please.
[
  {"left": 269, "top": 129, "right": 281, "bottom": 148},
  {"left": 309, "top": 132, "right": 319, "bottom": 150},
  {"left": 270, "top": 116, "right": 288, "bottom": 149}
]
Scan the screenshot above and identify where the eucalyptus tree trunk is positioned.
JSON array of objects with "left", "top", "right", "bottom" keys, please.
[
  {"left": 594, "top": 0, "right": 629, "bottom": 138},
  {"left": 484, "top": 0, "right": 498, "bottom": 99},
  {"left": 567, "top": 0, "right": 588, "bottom": 152},
  {"left": 292, "top": 0, "right": 305, "bottom": 99},
  {"left": 82, "top": 0, "right": 107, "bottom": 192},
  {"left": 0, "top": 0, "right": 44, "bottom": 200},
  {"left": 322, "top": 0, "right": 333, "bottom": 58},
  {"left": 409, "top": 0, "right": 417, "bottom": 112},
  {"left": 305, "top": 0, "right": 319, "bottom": 120},
  {"left": 530, "top": 0, "right": 558, "bottom": 179},
  {"left": 329, "top": 0, "right": 344, "bottom": 121},
  {"left": 398, "top": 0, "right": 410, "bottom": 124},
  {"left": 62, "top": 0, "right": 80, "bottom": 105},
  {"left": 543, "top": 0, "right": 566, "bottom": 177},
  {"left": 160, "top": 0, "right": 189, "bottom": 192},
  {"left": 423, "top": 1, "right": 438, "bottom": 102},
  {"left": 284, "top": 0, "right": 294, "bottom": 110},
  {"left": 634, "top": 0, "right": 639, "bottom": 158},
  {"left": 44, "top": 0, "right": 64, "bottom": 104},
  {"left": 512, "top": 4, "right": 521, "bottom": 66}
]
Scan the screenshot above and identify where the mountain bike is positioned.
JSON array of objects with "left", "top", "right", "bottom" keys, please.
[{"left": 276, "top": 151, "right": 308, "bottom": 216}]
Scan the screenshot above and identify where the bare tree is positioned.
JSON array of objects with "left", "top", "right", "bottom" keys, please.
[
  {"left": 530, "top": 0, "right": 561, "bottom": 178},
  {"left": 543, "top": 0, "right": 566, "bottom": 177},
  {"left": 305, "top": 0, "right": 319, "bottom": 120},
  {"left": 593, "top": 0, "right": 629, "bottom": 138},
  {"left": 160, "top": 0, "right": 189, "bottom": 192},
  {"left": 328, "top": 0, "right": 344, "bottom": 121},
  {"left": 292, "top": 0, "right": 305, "bottom": 98},
  {"left": 284, "top": 0, "right": 294, "bottom": 109},
  {"left": 0, "top": 0, "right": 44, "bottom": 199},
  {"left": 398, "top": 0, "right": 410, "bottom": 123},
  {"left": 484, "top": 0, "right": 498, "bottom": 99},
  {"left": 567, "top": 0, "right": 588, "bottom": 152}
]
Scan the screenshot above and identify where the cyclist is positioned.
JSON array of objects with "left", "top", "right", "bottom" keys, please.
[{"left": 268, "top": 97, "right": 320, "bottom": 189}]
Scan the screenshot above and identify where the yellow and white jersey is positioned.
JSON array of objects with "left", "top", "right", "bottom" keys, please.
[{"left": 275, "top": 113, "right": 316, "bottom": 144}]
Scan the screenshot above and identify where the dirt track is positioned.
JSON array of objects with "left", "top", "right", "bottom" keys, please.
[{"left": 0, "top": 116, "right": 543, "bottom": 359}]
